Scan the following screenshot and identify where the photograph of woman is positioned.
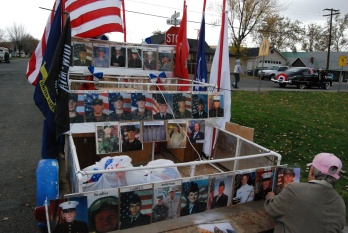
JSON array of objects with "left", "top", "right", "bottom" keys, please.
[{"left": 167, "top": 122, "right": 186, "bottom": 149}]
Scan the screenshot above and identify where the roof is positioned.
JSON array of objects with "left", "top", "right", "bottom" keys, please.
[{"left": 282, "top": 51, "right": 348, "bottom": 71}]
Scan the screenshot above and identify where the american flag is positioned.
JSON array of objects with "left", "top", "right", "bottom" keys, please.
[
  {"left": 120, "top": 189, "right": 153, "bottom": 221},
  {"left": 172, "top": 93, "right": 192, "bottom": 112},
  {"left": 75, "top": 92, "right": 85, "bottom": 115},
  {"left": 66, "top": 0, "right": 123, "bottom": 38},
  {"left": 109, "top": 92, "right": 131, "bottom": 112},
  {"left": 27, "top": 0, "right": 124, "bottom": 85},
  {"left": 131, "top": 93, "right": 153, "bottom": 112},
  {"left": 84, "top": 92, "right": 110, "bottom": 115},
  {"left": 207, "top": 178, "right": 215, "bottom": 210}
]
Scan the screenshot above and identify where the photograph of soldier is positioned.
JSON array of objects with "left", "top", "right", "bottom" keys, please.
[
  {"left": 131, "top": 93, "right": 153, "bottom": 120},
  {"left": 188, "top": 120, "right": 205, "bottom": 143},
  {"left": 254, "top": 171, "right": 273, "bottom": 200},
  {"left": 127, "top": 48, "right": 142, "bottom": 68},
  {"left": 151, "top": 195, "right": 168, "bottom": 222},
  {"left": 142, "top": 121, "right": 166, "bottom": 142},
  {"left": 50, "top": 197, "right": 89, "bottom": 233},
  {"left": 143, "top": 50, "right": 157, "bottom": 70},
  {"left": 121, "top": 124, "right": 142, "bottom": 152},
  {"left": 192, "top": 96, "right": 208, "bottom": 119},
  {"left": 173, "top": 94, "right": 191, "bottom": 119},
  {"left": 120, "top": 193, "right": 152, "bottom": 230},
  {"left": 88, "top": 196, "right": 119, "bottom": 233},
  {"left": 109, "top": 93, "right": 131, "bottom": 121},
  {"left": 110, "top": 46, "right": 125, "bottom": 67},
  {"left": 210, "top": 180, "right": 232, "bottom": 209},
  {"left": 167, "top": 123, "right": 186, "bottom": 149},
  {"left": 73, "top": 43, "right": 92, "bottom": 66},
  {"left": 209, "top": 94, "right": 224, "bottom": 118},
  {"left": 163, "top": 186, "right": 181, "bottom": 219},
  {"left": 85, "top": 94, "right": 109, "bottom": 122},
  {"left": 233, "top": 173, "right": 255, "bottom": 204},
  {"left": 180, "top": 181, "right": 207, "bottom": 216},
  {"left": 69, "top": 93, "right": 85, "bottom": 123},
  {"left": 153, "top": 94, "right": 173, "bottom": 120},
  {"left": 96, "top": 124, "right": 119, "bottom": 154},
  {"left": 158, "top": 53, "right": 172, "bottom": 71},
  {"left": 92, "top": 46, "right": 110, "bottom": 68},
  {"left": 273, "top": 167, "right": 300, "bottom": 194}
]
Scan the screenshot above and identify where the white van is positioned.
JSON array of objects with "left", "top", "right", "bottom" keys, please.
[{"left": 0, "top": 47, "right": 10, "bottom": 62}]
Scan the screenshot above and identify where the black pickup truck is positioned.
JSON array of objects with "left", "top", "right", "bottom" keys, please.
[{"left": 271, "top": 67, "right": 331, "bottom": 89}]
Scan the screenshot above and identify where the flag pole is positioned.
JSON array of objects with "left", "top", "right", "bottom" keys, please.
[
  {"left": 122, "top": 0, "right": 127, "bottom": 42},
  {"left": 211, "top": 0, "right": 227, "bottom": 158}
]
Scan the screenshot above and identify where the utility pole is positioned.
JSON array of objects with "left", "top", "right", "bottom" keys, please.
[{"left": 323, "top": 8, "right": 340, "bottom": 73}]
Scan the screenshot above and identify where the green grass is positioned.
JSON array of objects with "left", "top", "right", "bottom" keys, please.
[{"left": 231, "top": 91, "right": 348, "bottom": 218}]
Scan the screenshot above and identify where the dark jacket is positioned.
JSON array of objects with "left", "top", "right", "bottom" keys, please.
[
  {"left": 120, "top": 213, "right": 151, "bottom": 229},
  {"left": 180, "top": 201, "right": 207, "bottom": 216},
  {"left": 210, "top": 193, "right": 228, "bottom": 209}
]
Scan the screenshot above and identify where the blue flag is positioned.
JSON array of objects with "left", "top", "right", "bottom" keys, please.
[
  {"left": 33, "top": 1, "right": 64, "bottom": 158},
  {"left": 194, "top": 13, "right": 208, "bottom": 91}
]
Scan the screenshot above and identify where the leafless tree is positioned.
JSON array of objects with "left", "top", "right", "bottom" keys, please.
[
  {"left": 330, "top": 13, "right": 348, "bottom": 52},
  {"left": 0, "top": 29, "right": 6, "bottom": 42},
  {"left": 6, "top": 23, "right": 27, "bottom": 54}
]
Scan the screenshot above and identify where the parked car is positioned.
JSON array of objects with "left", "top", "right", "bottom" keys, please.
[
  {"left": 258, "top": 66, "right": 289, "bottom": 80},
  {"left": 327, "top": 73, "right": 338, "bottom": 82},
  {"left": 271, "top": 67, "right": 331, "bottom": 89}
]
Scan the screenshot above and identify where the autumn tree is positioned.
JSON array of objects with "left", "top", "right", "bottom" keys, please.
[
  {"left": 301, "top": 23, "right": 326, "bottom": 52},
  {"left": 6, "top": 23, "right": 27, "bottom": 54},
  {"left": 329, "top": 13, "right": 348, "bottom": 52},
  {"left": 22, "top": 34, "right": 39, "bottom": 56},
  {"left": 210, "top": 0, "right": 284, "bottom": 56}
]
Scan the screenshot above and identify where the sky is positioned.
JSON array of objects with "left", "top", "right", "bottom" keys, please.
[{"left": 1, "top": 0, "right": 347, "bottom": 46}]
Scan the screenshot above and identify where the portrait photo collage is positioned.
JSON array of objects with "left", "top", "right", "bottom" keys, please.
[
  {"left": 71, "top": 38, "right": 175, "bottom": 71},
  {"left": 48, "top": 165, "right": 298, "bottom": 232},
  {"left": 69, "top": 90, "right": 225, "bottom": 154}
]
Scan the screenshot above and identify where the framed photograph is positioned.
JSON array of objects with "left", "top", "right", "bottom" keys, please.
[
  {"left": 68, "top": 92, "right": 85, "bottom": 123},
  {"left": 180, "top": 176, "right": 209, "bottom": 217},
  {"left": 152, "top": 93, "right": 174, "bottom": 120},
  {"left": 254, "top": 168, "right": 274, "bottom": 201},
  {"left": 84, "top": 92, "right": 109, "bottom": 122},
  {"left": 232, "top": 171, "right": 256, "bottom": 205},
  {"left": 172, "top": 93, "right": 192, "bottom": 119},
  {"left": 95, "top": 122, "right": 120, "bottom": 155},
  {"left": 208, "top": 173, "right": 234, "bottom": 210},
  {"left": 158, "top": 47, "right": 173, "bottom": 71},
  {"left": 110, "top": 45, "right": 126, "bottom": 67},
  {"left": 131, "top": 92, "right": 153, "bottom": 120},
  {"left": 208, "top": 93, "right": 224, "bottom": 118},
  {"left": 142, "top": 48, "right": 158, "bottom": 70},
  {"left": 272, "top": 166, "right": 300, "bottom": 195},
  {"left": 120, "top": 122, "right": 143, "bottom": 152},
  {"left": 127, "top": 47, "right": 142, "bottom": 68},
  {"left": 167, "top": 120, "right": 187, "bottom": 149},
  {"left": 109, "top": 92, "right": 132, "bottom": 121},
  {"left": 153, "top": 179, "right": 182, "bottom": 222},
  {"left": 187, "top": 119, "right": 205, "bottom": 143},
  {"left": 73, "top": 42, "right": 92, "bottom": 66},
  {"left": 191, "top": 93, "right": 208, "bottom": 119},
  {"left": 92, "top": 43, "right": 110, "bottom": 68},
  {"left": 142, "top": 121, "right": 167, "bottom": 142},
  {"left": 119, "top": 184, "right": 153, "bottom": 230}
]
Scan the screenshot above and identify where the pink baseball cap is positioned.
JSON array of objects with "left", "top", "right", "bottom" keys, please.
[{"left": 309, "top": 153, "right": 342, "bottom": 179}]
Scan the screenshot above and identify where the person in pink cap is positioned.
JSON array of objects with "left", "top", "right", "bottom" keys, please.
[{"left": 264, "top": 153, "right": 346, "bottom": 233}]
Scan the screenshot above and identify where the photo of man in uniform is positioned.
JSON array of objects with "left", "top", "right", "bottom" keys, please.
[
  {"left": 54, "top": 201, "right": 88, "bottom": 233},
  {"left": 153, "top": 96, "right": 173, "bottom": 120},
  {"left": 74, "top": 46, "right": 92, "bottom": 66},
  {"left": 69, "top": 93, "right": 84, "bottom": 123},
  {"left": 109, "top": 94, "right": 131, "bottom": 121},
  {"left": 122, "top": 125, "right": 142, "bottom": 152},
  {"left": 180, "top": 182, "right": 207, "bottom": 216},
  {"left": 86, "top": 98, "right": 109, "bottom": 122},
  {"left": 128, "top": 48, "right": 142, "bottom": 68},
  {"left": 192, "top": 98, "right": 208, "bottom": 118},
  {"left": 120, "top": 194, "right": 151, "bottom": 229},
  {"left": 131, "top": 94, "right": 152, "bottom": 120},
  {"left": 88, "top": 196, "right": 119, "bottom": 233},
  {"left": 189, "top": 121, "right": 205, "bottom": 143},
  {"left": 234, "top": 174, "right": 254, "bottom": 204},
  {"left": 163, "top": 186, "right": 181, "bottom": 219},
  {"left": 209, "top": 95, "right": 224, "bottom": 117},
  {"left": 97, "top": 126, "right": 119, "bottom": 154},
  {"left": 254, "top": 172, "right": 273, "bottom": 201},
  {"left": 92, "top": 46, "right": 109, "bottom": 68},
  {"left": 210, "top": 181, "right": 229, "bottom": 209},
  {"left": 110, "top": 46, "right": 125, "bottom": 67},
  {"left": 143, "top": 51, "right": 157, "bottom": 70},
  {"left": 174, "top": 95, "right": 191, "bottom": 119}
]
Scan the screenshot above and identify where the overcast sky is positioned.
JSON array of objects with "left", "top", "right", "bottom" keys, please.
[{"left": 1, "top": 0, "right": 347, "bottom": 46}]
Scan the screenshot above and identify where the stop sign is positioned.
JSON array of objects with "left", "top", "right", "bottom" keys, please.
[{"left": 165, "top": 26, "right": 180, "bottom": 45}]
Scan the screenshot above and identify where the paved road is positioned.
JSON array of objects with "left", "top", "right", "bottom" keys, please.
[{"left": 0, "top": 59, "right": 347, "bottom": 232}]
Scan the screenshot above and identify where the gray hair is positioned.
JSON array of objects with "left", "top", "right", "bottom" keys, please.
[{"left": 313, "top": 167, "right": 337, "bottom": 185}]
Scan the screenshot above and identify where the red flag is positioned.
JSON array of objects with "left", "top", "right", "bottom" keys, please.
[
  {"left": 66, "top": 0, "right": 123, "bottom": 38},
  {"left": 175, "top": 1, "right": 189, "bottom": 91}
]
